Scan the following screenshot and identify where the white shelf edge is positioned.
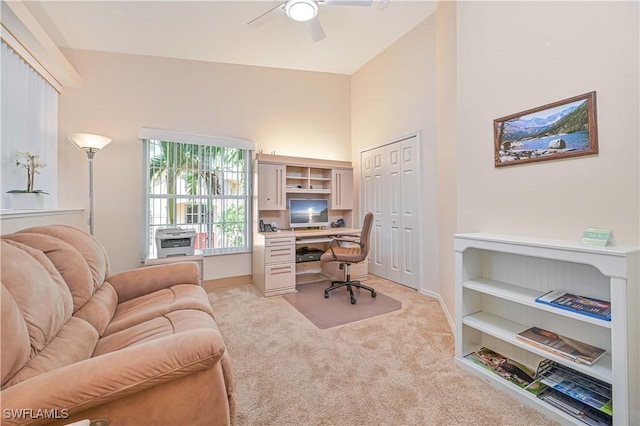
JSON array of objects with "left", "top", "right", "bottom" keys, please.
[
  {"left": 463, "top": 278, "right": 612, "bottom": 329},
  {"left": 454, "top": 357, "right": 585, "bottom": 426},
  {"left": 1, "top": 208, "right": 84, "bottom": 219},
  {"left": 462, "top": 311, "right": 612, "bottom": 383},
  {"left": 286, "top": 188, "right": 331, "bottom": 194},
  {"left": 455, "top": 232, "right": 639, "bottom": 256}
]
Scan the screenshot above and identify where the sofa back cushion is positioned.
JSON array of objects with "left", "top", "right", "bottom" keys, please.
[
  {"left": 0, "top": 240, "right": 74, "bottom": 386},
  {"left": 15, "top": 225, "right": 110, "bottom": 309},
  {"left": 1, "top": 226, "right": 112, "bottom": 387}
]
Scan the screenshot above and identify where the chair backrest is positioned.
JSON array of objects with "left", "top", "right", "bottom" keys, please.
[{"left": 358, "top": 212, "right": 374, "bottom": 260}]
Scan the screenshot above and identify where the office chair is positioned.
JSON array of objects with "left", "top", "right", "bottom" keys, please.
[{"left": 321, "top": 212, "right": 375, "bottom": 305}]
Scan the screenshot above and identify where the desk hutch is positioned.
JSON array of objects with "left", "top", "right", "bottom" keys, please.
[{"left": 252, "top": 154, "right": 365, "bottom": 296}]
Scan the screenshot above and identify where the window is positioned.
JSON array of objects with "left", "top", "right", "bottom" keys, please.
[
  {"left": 142, "top": 130, "right": 253, "bottom": 257},
  {"left": 1, "top": 40, "right": 58, "bottom": 209}
]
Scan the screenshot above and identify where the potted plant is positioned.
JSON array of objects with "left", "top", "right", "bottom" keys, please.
[{"left": 7, "top": 151, "right": 49, "bottom": 209}]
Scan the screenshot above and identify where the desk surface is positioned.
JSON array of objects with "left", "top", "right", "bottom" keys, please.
[{"left": 260, "top": 228, "right": 360, "bottom": 239}]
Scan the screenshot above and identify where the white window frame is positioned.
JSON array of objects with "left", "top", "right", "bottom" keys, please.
[{"left": 140, "top": 128, "right": 255, "bottom": 258}]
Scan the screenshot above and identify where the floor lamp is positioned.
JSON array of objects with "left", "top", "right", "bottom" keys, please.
[{"left": 68, "top": 133, "right": 112, "bottom": 235}]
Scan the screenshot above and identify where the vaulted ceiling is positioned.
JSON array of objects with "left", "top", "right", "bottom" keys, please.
[{"left": 23, "top": 0, "right": 438, "bottom": 75}]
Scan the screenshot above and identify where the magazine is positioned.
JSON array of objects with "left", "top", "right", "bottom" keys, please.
[
  {"left": 538, "top": 387, "right": 612, "bottom": 426},
  {"left": 535, "top": 290, "right": 611, "bottom": 321},
  {"left": 516, "top": 327, "right": 606, "bottom": 366},
  {"left": 464, "top": 347, "right": 535, "bottom": 388}
]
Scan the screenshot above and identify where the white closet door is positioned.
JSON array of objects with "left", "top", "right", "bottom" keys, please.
[
  {"left": 386, "top": 143, "right": 402, "bottom": 283},
  {"left": 360, "top": 134, "right": 420, "bottom": 290},
  {"left": 370, "top": 147, "right": 386, "bottom": 277},
  {"left": 399, "top": 137, "right": 419, "bottom": 288},
  {"left": 360, "top": 150, "right": 374, "bottom": 271}
]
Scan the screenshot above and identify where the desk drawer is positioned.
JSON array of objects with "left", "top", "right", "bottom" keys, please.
[
  {"left": 265, "top": 263, "right": 295, "bottom": 291},
  {"left": 266, "top": 245, "right": 295, "bottom": 264},
  {"left": 265, "top": 236, "right": 295, "bottom": 247}
]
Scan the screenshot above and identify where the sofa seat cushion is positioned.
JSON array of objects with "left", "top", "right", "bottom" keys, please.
[
  {"left": 93, "top": 309, "right": 218, "bottom": 357},
  {"left": 4, "top": 317, "right": 99, "bottom": 388},
  {"left": 103, "top": 284, "right": 214, "bottom": 337}
]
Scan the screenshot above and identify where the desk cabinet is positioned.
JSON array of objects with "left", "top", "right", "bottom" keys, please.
[
  {"left": 331, "top": 168, "right": 353, "bottom": 210},
  {"left": 253, "top": 234, "right": 296, "bottom": 296},
  {"left": 257, "top": 163, "right": 286, "bottom": 210}
]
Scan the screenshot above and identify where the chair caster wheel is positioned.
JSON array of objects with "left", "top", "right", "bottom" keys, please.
[
  {"left": 324, "top": 293, "right": 329, "bottom": 299},
  {"left": 351, "top": 298, "right": 356, "bottom": 304},
  {"left": 372, "top": 292, "right": 377, "bottom": 297}
]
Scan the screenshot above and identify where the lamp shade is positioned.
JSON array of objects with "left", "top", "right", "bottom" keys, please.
[
  {"left": 68, "top": 133, "right": 112, "bottom": 152},
  {"left": 285, "top": 0, "right": 318, "bottom": 22}
]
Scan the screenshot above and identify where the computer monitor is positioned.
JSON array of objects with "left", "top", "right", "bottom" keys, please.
[{"left": 289, "top": 198, "right": 329, "bottom": 229}]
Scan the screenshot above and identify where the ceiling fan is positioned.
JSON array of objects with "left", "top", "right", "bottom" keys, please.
[{"left": 247, "top": 0, "right": 374, "bottom": 42}]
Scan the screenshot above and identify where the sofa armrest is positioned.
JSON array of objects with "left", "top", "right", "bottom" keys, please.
[
  {"left": 1, "top": 328, "right": 226, "bottom": 426},
  {"left": 107, "top": 262, "right": 200, "bottom": 303}
]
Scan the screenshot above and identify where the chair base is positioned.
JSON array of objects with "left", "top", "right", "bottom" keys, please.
[{"left": 324, "top": 279, "right": 377, "bottom": 305}]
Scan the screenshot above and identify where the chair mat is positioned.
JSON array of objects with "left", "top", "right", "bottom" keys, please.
[{"left": 282, "top": 280, "right": 402, "bottom": 329}]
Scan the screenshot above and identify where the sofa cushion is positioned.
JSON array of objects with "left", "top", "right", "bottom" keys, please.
[
  {"left": 0, "top": 285, "right": 30, "bottom": 386},
  {"left": 3, "top": 317, "right": 99, "bottom": 388},
  {"left": 93, "top": 309, "right": 218, "bottom": 357},
  {"left": 18, "top": 225, "right": 109, "bottom": 294},
  {"left": 3, "top": 232, "right": 99, "bottom": 313},
  {"left": 73, "top": 282, "right": 119, "bottom": 336},
  {"left": 0, "top": 240, "right": 75, "bottom": 387},
  {"left": 103, "top": 284, "right": 215, "bottom": 336}
]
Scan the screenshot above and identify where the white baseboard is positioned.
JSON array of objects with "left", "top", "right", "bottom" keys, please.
[{"left": 419, "top": 288, "right": 455, "bottom": 334}]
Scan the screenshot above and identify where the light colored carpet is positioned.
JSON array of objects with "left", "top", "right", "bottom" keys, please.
[
  {"left": 208, "top": 276, "right": 558, "bottom": 426},
  {"left": 281, "top": 280, "right": 402, "bottom": 329}
]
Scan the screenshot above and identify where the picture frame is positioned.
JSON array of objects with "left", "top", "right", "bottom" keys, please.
[{"left": 494, "top": 91, "right": 598, "bottom": 167}]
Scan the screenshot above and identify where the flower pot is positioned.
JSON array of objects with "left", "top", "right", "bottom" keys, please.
[{"left": 10, "top": 192, "right": 45, "bottom": 210}]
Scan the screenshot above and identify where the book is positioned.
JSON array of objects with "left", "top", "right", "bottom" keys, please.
[
  {"left": 464, "top": 347, "right": 536, "bottom": 388},
  {"left": 538, "top": 387, "right": 612, "bottom": 426},
  {"left": 535, "top": 290, "right": 611, "bottom": 321},
  {"left": 534, "top": 359, "right": 613, "bottom": 425},
  {"left": 516, "top": 327, "right": 606, "bottom": 366}
]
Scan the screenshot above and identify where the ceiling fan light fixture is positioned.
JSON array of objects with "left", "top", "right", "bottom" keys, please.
[{"left": 285, "top": 0, "right": 318, "bottom": 22}]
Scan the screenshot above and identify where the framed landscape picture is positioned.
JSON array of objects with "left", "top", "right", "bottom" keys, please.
[{"left": 494, "top": 91, "right": 598, "bottom": 167}]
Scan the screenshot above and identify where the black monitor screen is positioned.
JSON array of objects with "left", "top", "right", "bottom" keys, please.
[{"left": 289, "top": 199, "right": 329, "bottom": 228}]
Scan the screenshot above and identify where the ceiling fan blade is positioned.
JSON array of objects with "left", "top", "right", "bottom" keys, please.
[
  {"left": 320, "top": 0, "right": 373, "bottom": 6},
  {"left": 247, "top": 2, "right": 286, "bottom": 28},
  {"left": 308, "top": 17, "right": 326, "bottom": 42}
]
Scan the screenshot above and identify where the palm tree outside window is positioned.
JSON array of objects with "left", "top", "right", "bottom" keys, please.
[{"left": 144, "top": 138, "right": 251, "bottom": 257}]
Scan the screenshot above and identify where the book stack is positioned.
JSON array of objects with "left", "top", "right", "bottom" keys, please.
[
  {"left": 535, "top": 290, "right": 611, "bottom": 321},
  {"left": 516, "top": 326, "right": 606, "bottom": 366},
  {"left": 535, "top": 359, "right": 612, "bottom": 426}
]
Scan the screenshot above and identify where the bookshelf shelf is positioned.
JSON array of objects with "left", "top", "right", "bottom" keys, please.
[
  {"left": 454, "top": 233, "right": 639, "bottom": 425},
  {"left": 463, "top": 278, "right": 613, "bottom": 329}
]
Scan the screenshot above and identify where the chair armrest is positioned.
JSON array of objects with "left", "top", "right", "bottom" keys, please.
[
  {"left": 107, "top": 262, "right": 200, "bottom": 303},
  {"left": 0, "top": 329, "right": 225, "bottom": 426}
]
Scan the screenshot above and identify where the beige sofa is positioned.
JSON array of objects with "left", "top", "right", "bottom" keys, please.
[{"left": 1, "top": 225, "right": 235, "bottom": 426}]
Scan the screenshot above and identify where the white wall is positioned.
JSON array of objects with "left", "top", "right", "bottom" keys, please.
[
  {"left": 351, "top": 12, "right": 441, "bottom": 298},
  {"left": 457, "top": 1, "right": 639, "bottom": 246},
  {"left": 58, "top": 49, "right": 351, "bottom": 275},
  {"left": 435, "top": 0, "right": 457, "bottom": 326}
]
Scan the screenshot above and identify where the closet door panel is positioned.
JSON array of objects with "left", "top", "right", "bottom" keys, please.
[
  {"left": 360, "top": 150, "right": 373, "bottom": 270},
  {"left": 400, "top": 137, "right": 419, "bottom": 288},
  {"left": 386, "top": 143, "right": 402, "bottom": 283},
  {"left": 369, "top": 147, "right": 386, "bottom": 277}
]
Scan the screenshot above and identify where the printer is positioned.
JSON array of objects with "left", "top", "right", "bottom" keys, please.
[{"left": 155, "top": 227, "right": 196, "bottom": 258}]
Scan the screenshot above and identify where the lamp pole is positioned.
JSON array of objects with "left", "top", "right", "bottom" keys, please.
[{"left": 86, "top": 149, "right": 97, "bottom": 235}]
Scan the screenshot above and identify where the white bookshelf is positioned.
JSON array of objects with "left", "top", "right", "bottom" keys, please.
[{"left": 454, "top": 233, "right": 639, "bottom": 425}]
